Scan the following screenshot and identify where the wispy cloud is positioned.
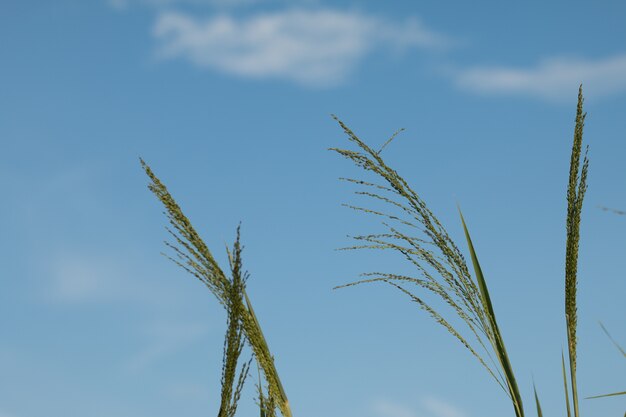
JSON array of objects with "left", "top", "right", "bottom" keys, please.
[
  {"left": 108, "top": 0, "right": 267, "bottom": 10},
  {"left": 125, "top": 321, "right": 209, "bottom": 372},
  {"left": 164, "top": 381, "right": 211, "bottom": 401},
  {"left": 373, "top": 399, "right": 418, "bottom": 417},
  {"left": 422, "top": 397, "right": 466, "bottom": 417},
  {"left": 46, "top": 251, "right": 175, "bottom": 306},
  {"left": 454, "top": 53, "right": 626, "bottom": 101},
  {"left": 373, "top": 397, "right": 467, "bottom": 417},
  {"left": 153, "top": 9, "right": 450, "bottom": 86},
  {"left": 49, "top": 254, "right": 114, "bottom": 302}
]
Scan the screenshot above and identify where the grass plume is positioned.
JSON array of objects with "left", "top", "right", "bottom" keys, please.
[
  {"left": 330, "top": 116, "right": 524, "bottom": 417},
  {"left": 141, "top": 160, "right": 292, "bottom": 417}
]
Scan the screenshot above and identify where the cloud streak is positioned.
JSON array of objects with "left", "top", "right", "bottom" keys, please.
[
  {"left": 153, "top": 9, "right": 450, "bottom": 86},
  {"left": 46, "top": 250, "right": 178, "bottom": 307},
  {"left": 372, "top": 397, "right": 467, "bottom": 417},
  {"left": 373, "top": 400, "right": 418, "bottom": 417},
  {"left": 49, "top": 254, "right": 112, "bottom": 302},
  {"left": 454, "top": 53, "right": 626, "bottom": 100},
  {"left": 109, "top": 0, "right": 266, "bottom": 10},
  {"left": 422, "top": 397, "right": 466, "bottom": 417},
  {"left": 125, "top": 321, "right": 209, "bottom": 372}
]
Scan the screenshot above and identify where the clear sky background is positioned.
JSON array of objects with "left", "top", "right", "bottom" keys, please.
[{"left": 1, "top": 1, "right": 625, "bottom": 417}]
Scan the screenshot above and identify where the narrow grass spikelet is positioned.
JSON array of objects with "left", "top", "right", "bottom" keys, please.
[
  {"left": 218, "top": 227, "right": 251, "bottom": 417},
  {"left": 140, "top": 160, "right": 292, "bottom": 417},
  {"left": 564, "top": 85, "right": 589, "bottom": 417}
]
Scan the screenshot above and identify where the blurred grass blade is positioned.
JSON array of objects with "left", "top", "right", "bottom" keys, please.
[
  {"left": 459, "top": 209, "right": 524, "bottom": 417},
  {"left": 585, "top": 391, "right": 626, "bottom": 399},
  {"left": 562, "top": 350, "right": 572, "bottom": 417},
  {"left": 599, "top": 321, "right": 626, "bottom": 358},
  {"left": 533, "top": 383, "right": 543, "bottom": 417}
]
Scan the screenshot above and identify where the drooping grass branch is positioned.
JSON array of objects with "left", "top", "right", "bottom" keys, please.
[
  {"left": 141, "top": 160, "right": 291, "bottom": 417},
  {"left": 330, "top": 116, "right": 524, "bottom": 417}
]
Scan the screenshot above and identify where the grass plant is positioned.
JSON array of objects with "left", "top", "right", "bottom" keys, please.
[
  {"left": 139, "top": 86, "right": 622, "bottom": 417},
  {"left": 331, "top": 87, "right": 622, "bottom": 416}
]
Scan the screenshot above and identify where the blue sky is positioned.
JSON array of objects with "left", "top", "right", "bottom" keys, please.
[{"left": 1, "top": 1, "right": 625, "bottom": 417}]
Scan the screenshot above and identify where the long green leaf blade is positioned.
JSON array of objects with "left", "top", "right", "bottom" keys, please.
[
  {"left": 562, "top": 350, "right": 572, "bottom": 417},
  {"left": 459, "top": 209, "right": 524, "bottom": 417}
]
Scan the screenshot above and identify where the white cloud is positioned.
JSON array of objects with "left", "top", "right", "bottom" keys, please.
[
  {"left": 153, "top": 9, "right": 450, "bottom": 86},
  {"left": 454, "top": 53, "right": 626, "bottom": 100},
  {"left": 422, "top": 397, "right": 466, "bottom": 417}
]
